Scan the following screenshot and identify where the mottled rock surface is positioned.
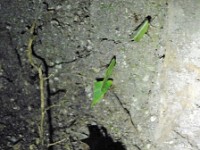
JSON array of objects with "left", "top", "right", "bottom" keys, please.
[{"left": 1, "top": 0, "right": 200, "bottom": 150}]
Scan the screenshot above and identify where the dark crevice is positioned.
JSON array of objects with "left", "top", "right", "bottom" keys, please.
[
  {"left": 155, "top": 49, "right": 166, "bottom": 60},
  {"left": 159, "top": 54, "right": 165, "bottom": 59},
  {"left": 14, "top": 48, "right": 23, "bottom": 67},
  {"left": 134, "top": 144, "right": 142, "bottom": 150},
  {"left": 42, "top": 2, "right": 56, "bottom": 12},
  {"left": 100, "top": 37, "right": 122, "bottom": 44},
  {"left": 48, "top": 49, "right": 92, "bottom": 68},
  {"left": 50, "top": 89, "right": 66, "bottom": 96},
  {"left": 112, "top": 92, "right": 138, "bottom": 131},
  {"left": 174, "top": 130, "right": 199, "bottom": 150},
  {"left": 0, "top": 75, "right": 13, "bottom": 83},
  {"left": 75, "top": 48, "right": 92, "bottom": 58},
  {"left": 195, "top": 104, "right": 200, "bottom": 108}
]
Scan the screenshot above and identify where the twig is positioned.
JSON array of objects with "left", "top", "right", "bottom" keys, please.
[
  {"left": 27, "top": 22, "right": 46, "bottom": 148},
  {"left": 38, "top": 65, "right": 45, "bottom": 146},
  {"left": 48, "top": 138, "right": 66, "bottom": 147}
]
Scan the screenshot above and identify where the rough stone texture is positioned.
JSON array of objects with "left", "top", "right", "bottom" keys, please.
[
  {"left": 1, "top": 0, "right": 200, "bottom": 150},
  {"left": 151, "top": 1, "right": 200, "bottom": 150}
]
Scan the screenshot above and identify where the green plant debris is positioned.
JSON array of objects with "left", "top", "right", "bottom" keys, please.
[
  {"left": 101, "top": 56, "right": 116, "bottom": 92},
  {"left": 131, "top": 16, "right": 151, "bottom": 42},
  {"left": 91, "top": 56, "right": 116, "bottom": 107},
  {"left": 91, "top": 80, "right": 113, "bottom": 107}
]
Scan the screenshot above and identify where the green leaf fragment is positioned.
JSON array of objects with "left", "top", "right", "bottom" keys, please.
[
  {"left": 91, "top": 80, "right": 113, "bottom": 107},
  {"left": 131, "top": 16, "right": 151, "bottom": 42},
  {"left": 91, "top": 56, "right": 116, "bottom": 107},
  {"left": 101, "top": 56, "right": 116, "bottom": 92}
]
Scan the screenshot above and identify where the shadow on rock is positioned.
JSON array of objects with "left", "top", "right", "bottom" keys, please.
[{"left": 81, "top": 124, "right": 126, "bottom": 150}]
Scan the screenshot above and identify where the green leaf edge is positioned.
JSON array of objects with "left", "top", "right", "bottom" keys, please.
[
  {"left": 91, "top": 80, "right": 113, "bottom": 107},
  {"left": 91, "top": 56, "right": 116, "bottom": 107},
  {"left": 132, "top": 19, "right": 150, "bottom": 42},
  {"left": 101, "top": 56, "right": 116, "bottom": 92}
]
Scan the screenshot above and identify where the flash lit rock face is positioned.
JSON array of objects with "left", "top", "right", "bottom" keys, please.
[
  {"left": 1, "top": 0, "right": 200, "bottom": 149},
  {"left": 152, "top": 1, "right": 200, "bottom": 149}
]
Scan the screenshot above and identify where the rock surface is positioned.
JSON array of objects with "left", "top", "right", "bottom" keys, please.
[{"left": 0, "top": 0, "right": 200, "bottom": 150}]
